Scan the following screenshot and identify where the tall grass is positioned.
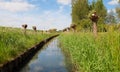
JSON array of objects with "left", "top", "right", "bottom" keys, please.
[
  {"left": 59, "top": 32, "right": 120, "bottom": 72},
  {"left": 0, "top": 27, "right": 54, "bottom": 64}
]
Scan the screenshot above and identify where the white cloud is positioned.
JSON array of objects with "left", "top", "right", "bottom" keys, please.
[
  {"left": 0, "top": 1, "right": 35, "bottom": 12},
  {"left": 38, "top": 9, "right": 71, "bottom": 30},
  {"left": 0, "top": 8, "right": 71, "bottom": 30},
  {"left": 108, "top": 0, "right": 119, "bottom": 5},
  {"left": 0, "top": 0, "right": 71, "bottom": 30},
  {"left": 57, "top": 0, "right": 71, "bottom": 5},
  {"left": 107, "top": 9, "right": 116, "bottom": 13},
  {"left": 11, "top": 0, "right": 27, "bottom": 2}
]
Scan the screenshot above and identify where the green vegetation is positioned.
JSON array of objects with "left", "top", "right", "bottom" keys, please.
[
  {"left": 116, "top": 0, "right": 120, "bottom": 18},
  {"left": 0, "top": 27, "right": 54, "bottom": 64},
  {"left": 72, "top": 0, "right": 107, "bottom": 31},
  {"left": 62, "top": 0, "right": 120, "bottom": 71},
  {"left": 71, "top": 0, "right": 120, "bottom": 32},
  {"left": 59, "top": 32, "right": 120, "bottom": 72}
]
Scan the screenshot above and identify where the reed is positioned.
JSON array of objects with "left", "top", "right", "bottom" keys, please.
[{"left": 59, "top": 31, "right": 120, "bottom": 72}]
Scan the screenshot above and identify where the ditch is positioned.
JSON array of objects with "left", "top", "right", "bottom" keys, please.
[{"left": 20, "top": 38, "right": 72, "bottom": 72}]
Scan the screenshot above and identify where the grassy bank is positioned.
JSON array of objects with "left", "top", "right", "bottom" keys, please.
[
  {"left": 59, "top": 32, "right": 120, "bottom": 72},
  {"left": 0, "top": 27, "right": 54, "bottom": 64}
]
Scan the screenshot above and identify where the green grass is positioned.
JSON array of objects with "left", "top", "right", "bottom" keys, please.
[
  {"left": 0, "top": 27, "right": 54, "bottom": 64},
  {"left": 59, "top": 32, "right": 120, "bottom": 72}
]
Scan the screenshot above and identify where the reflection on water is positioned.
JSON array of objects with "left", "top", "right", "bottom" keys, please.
[{"left": 20, "top": 38, "right": 68, "bottom": 72}]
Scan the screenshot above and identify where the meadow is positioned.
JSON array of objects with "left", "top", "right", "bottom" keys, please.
[
  {"left": 59, "top": 31, "right": 120, "bottom": 72},
  {"left": 0, "top": 27, "right": 54, "bottom": 64}
]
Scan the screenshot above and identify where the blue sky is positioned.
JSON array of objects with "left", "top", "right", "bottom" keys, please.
[{"left": 0, "top": 0, "right": 119, "bottom": 30}]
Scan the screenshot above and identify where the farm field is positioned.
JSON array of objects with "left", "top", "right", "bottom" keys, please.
[
  {"left": 0, "top": 27, "right": 54, "bottom": 64},
  {"left": 59, "top": 32, "right": 120, "bottom": 72}
]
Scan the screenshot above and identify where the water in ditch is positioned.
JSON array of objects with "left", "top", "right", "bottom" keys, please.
[{"left": 20, "top": 38, "right": 72, "bottom": 72}]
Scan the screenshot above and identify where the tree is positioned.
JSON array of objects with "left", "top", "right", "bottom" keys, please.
[
  {"left": 116, "top": 8, "right": 120, "bottom": 18},
  {"left": 48, "top": 28, "right": 57, "bottom": 32},
  {"left": 72, "top": 0, "right": 89, "bottom": 24},
  {"left": 89, "top": 0, "right": 96, "bottom": 10},
  {"left": 71, "top": 0, "right": 107, "bottom": 32},
  {"left": 93, "top": 0, "right": 107, "bottom": 24},
  {"left": 116, "top": 0, "right": 120, "bottom": 18},
  {"left": 90, "top": 11, "right": 99, "bottom": 37},
  {"left": 105, "top": 10, "right": 116, "bottom": 24},
  {"left": 22, "top": 24, "right": 27, "bottom": 34},
  {"left": 32, "top": 26, "right": 37, "bottom": 32},
  {"left": 115, "top": 0, "right": 120, "bottom": 24}
]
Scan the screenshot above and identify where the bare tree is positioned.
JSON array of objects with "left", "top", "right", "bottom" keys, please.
[
  {"left": 63, "top": 28, "right": 67, "bottom": 32},
  {"left": 90, "top": 11, "right": 99, "bottom": 37},
  {"left": 32, "top": 26, "right": 37, "bottom": 32},
  {"left": 67, "top": 27, "right": 70, "bottom": 31},
  {"left": 70, "top": 24, "right": 76, "bottom": 32},
  {"left": 22, "top": 24, "right": 27, "bottom": 34}
]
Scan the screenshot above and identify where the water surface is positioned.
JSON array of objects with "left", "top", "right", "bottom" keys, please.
[{"left": 20, "top": 38, "right": 69, "bottom": 72}]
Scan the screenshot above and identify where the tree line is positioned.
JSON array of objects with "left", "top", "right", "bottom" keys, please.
[{"left": 71, "top": 0, "right": 120, "bottom": 32}]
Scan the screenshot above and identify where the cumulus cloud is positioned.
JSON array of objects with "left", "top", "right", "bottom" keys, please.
[
  {"left": 11, "top": 0, "right": 28, "bottom": 2},
  {"left": 107, "top": 9, "right": 116, "bottom": 13},
  {"left": 0, "top": 1, "right": 35, "bottom": 12},
  {"left": 57, "top": 0, "right": 71, "bottom": 5},
  {"left": 108, "top": 0, "right": 119, "bottom": 5},
  {"left": 38, "top": 9, "right": 71, "bottom": 30},
  {"left": 0, "top": 7, "right": 71, "bottom": 30},
  {"left": 0, "top": 0, "right": 71, "bottom": 30}
]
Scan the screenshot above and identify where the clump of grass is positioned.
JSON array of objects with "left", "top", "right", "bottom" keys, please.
[
  {"left": 0, "top": 27, "right": 54, "bottom": 64},
  {"left": 59, "top": 32, "right": 120, "bottom": 72}
]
